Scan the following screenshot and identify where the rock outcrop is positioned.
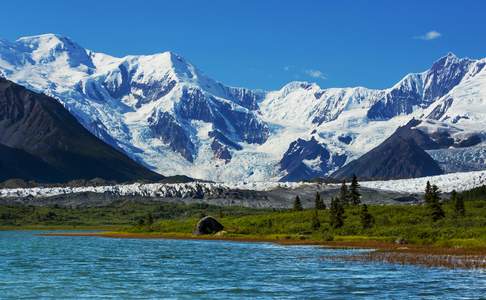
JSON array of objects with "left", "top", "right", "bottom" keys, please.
[{"left": 193, "top": 216, "right": 224, "bottom": 235}]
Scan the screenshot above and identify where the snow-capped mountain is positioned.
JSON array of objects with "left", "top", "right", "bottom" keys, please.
[{"left": 1, "top": 34, "right": 485, "bottom": 182}]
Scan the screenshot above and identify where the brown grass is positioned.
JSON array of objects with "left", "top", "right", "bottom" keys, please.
[{"left": 326, "top": 252, "right": 486, "bottom": 269}]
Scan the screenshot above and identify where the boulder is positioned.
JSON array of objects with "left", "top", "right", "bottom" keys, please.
[{"left": 193, "top": 216, "right": 224, "bottom": 235}]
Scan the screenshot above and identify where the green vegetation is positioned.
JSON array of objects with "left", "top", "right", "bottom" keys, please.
[
  {"left": 360, "top": 204, "right": 374, "bottom": 229},
  {"left": 349, "top": 175, "right": 361, "bottom": 206},
  {"left": 129, "top": 199, "right": 486, "bottom": 248},
  {"left": 293, "top": 196, "right": 303, "bottom": 211},
  {"left": 460, "top": 185, "right": 486, "bottom": 201},
  {"left": 425, "top": 182, "right": 445, "bottom": 222},
  {"left": 329, "top": 197, "right": 345, "bottom": 229},
  {"left": 124, "top": 182, "right": 486, "bottom": 249},
  {"left": 311, "top": 209, "right": 321, "bottom": 230},
  {"left": 0, "top": 202, "right": 271, "bottom": 229},
  {"left": 314, "top": 192, "right": 326, "bottom": 210},
  {"left": 339, "top": 180, "right": 349, "bottom": 205},
  {"left": 2, "top": 178, "right": 486, "bottom": 250},
  {"left": 452, "top": 190, "right": 466, "bottom": 217}
]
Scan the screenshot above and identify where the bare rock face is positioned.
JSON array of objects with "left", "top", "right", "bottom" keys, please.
[
  {"left": 193, "top": 216, "right": 224, "bottom": 235},
  {"left": 332, "top": 120, "right": 444, "bottom": 180}
]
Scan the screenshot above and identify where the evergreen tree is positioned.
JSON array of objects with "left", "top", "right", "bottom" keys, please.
[
  {"left": 451, "top": 190, "right": 465, "bottom": 217},
  {"left": 460, "top": 185, "right": 486, "bottom": 201},
  {"left": 146, "top": 213, "right": 154, "bottom": 226},
  {"left": 315, "top": 192, "right": 326, "bottom": 210},
  {"left": 330, "top": 197, "right": 344, "bottom": 228},
  {"left": 339, "top": 180, "right": 350, "bottom": 206},
  {"left": 450, "top": 189, "right": 457, "bottom": 207},
  {"left": 428, "top": 184, "right": 445, "bottom": 221},
  {"left": 360, "top": 204, "right": 374, "bottom": 229},
  {"left": 293, "top": 196, "right": 303, "bottom": 211},
  {"left": 311, "top": 209, "right": 321, "bottom": 230},
  {"left": 349, "top": 175, "right": 361, "bottom": 205},
  {"left": 424, "top": 181, "right": 433, "bottom": 204}
]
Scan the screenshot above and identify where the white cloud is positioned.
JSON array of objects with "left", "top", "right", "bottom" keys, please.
[
  {"left": 304, "top": 69, "right": 327, "bottom": 80},
  {"left": 415, "top": 30, "right": 442, "bottom": 41},
  {"left": 283, "top": 66, "right": 291, "bottom": 71}
]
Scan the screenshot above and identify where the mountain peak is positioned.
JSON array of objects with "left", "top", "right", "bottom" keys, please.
[
  {"left": 16, "top": 33, "right": 80, "bottom": 52},
  {"left": 445, "top": 52, "right": 457, "bottom": 59},
  {"left": 430, "top": 52, "right": 470, "bottom": 71},
  {"left": 17, "top": 33, "right": 69, "bottom": 42},
  {"left": 15, "top": 33, "right": 93, "bottom": 68},
  {"left": 123, "top": 50, "right": 198, "bottom": 83},
  {"left": 279, "top": 81, "right": 319, "bottom": 92}
]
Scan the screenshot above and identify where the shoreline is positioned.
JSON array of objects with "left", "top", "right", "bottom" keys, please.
[
  {"left": 40, "top": 231, "right": 486, "bottom": 269},
  {"left": 0, "top": 225, "right": 123, "bottom": 231}
]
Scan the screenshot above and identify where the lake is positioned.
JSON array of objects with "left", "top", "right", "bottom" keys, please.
[{"left": 0, "top": 231, "right": 485, "bottom": 299}]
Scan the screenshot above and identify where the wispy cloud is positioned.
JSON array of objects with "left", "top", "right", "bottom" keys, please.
[
  {"left": 415, "top": 30, "right": 442, "bottom": 41},
  {"left": 304, "top": 69, "right": 327, "bottom": 80},
  {"left": 283, "top": 65, "right": 291, "bottom": 71}
]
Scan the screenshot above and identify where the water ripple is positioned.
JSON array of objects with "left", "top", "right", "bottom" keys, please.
[{"left": 0, "top": 231, "right": 485, "bottom": 299}]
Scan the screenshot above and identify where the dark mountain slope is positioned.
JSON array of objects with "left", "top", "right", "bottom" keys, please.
[
  {"left": 0, "top": 143, "right": 65, "bottom": 182},
  {"left": 332, "top": 121, "right": 444, "bottom": 180},
  {"left": 0, "top": 78, "right": 163, "bottom": 183}
]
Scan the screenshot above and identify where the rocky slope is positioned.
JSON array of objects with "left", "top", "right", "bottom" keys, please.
[
  {"left": 332, "top": 120, "right": 444, "bottom": 180},
  {"left": 0, "top": 78, "right": 163, "bottom": 182}
]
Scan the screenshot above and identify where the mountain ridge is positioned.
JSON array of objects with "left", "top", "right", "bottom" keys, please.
[{"left": 1, "top": 33, "right": 485, "bottom": 182}]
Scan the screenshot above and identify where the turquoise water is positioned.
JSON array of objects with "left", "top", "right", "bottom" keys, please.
[{"left": 0, "top": 231, "right": 485, "bottom": 299}]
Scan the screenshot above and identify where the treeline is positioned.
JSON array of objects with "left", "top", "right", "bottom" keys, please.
[
  {"left": 293, "top": 175, "right": 373, "bottom": 230},
  {"left": 292, "top": 176, "right": 472, "bottom": 231},
  {"left": 460, "top": 185, "right": 486, "bottom": 201},
  {"left": 0, "top": 202, "right": 269, "bottom": 227}
]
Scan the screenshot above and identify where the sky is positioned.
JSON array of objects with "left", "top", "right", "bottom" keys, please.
[{"left": 0, "top": 0, "right": 485, "bottom": 90}]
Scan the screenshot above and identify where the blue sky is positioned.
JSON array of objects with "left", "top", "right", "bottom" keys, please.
[{"left": 1, "top": 0, "right": 484, "bottom": 90}]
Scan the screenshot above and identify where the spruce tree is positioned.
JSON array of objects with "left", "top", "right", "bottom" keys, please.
[
  {"left": 315, "top": 192, "right": 326, "bottom": 210},
  {"left": 429, "top": 184, "right": 445, "bottom": 221},
  {"left": 452, "top": 190, "right": 465, "bottom": 216},
  {"left": 293, "top": 196, "right": 303, "bottom": 211},
  {"left": 349, "top": 175, "right": 361, "bottom": 205},
  {"left": 424, "top": 181, "right": 433, "bottom": 204},
  {"left": 146, "top": 213, "right": 154, "bottom": 226},
  {"left": 450, "top": 189, "right": 457, "bottom": 208},
  {"left": 339, "top": 180, "right": 349, "bottom": 206},
  {"left": 311, "top": 209, "right": 321, "bottom": 230},
  {"left": 360, "top": 204, "right": 374, "bottom": 229},
  {"left": 330, "top": 197, "right": 344, "bottom": 228}
]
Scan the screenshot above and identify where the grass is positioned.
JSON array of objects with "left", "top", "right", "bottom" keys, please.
[
  {"left": 125, "top": 200, "right": 486, "bottom": 249},
  {"left": 0, "top": 201, "right": 271, "bottom": 229},
  {"left": 3, "top": 198, "right": 486, "bottom": 250}
]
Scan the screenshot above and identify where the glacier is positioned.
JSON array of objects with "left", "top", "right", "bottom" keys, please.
[{"left": 1, "top": 170, "right": 485, "bottom": 199}]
